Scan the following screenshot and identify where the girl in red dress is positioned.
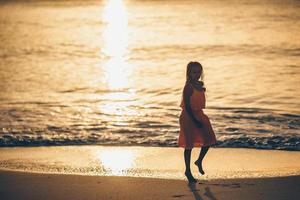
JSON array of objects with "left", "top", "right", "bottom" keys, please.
[{"left": 179, "top": 61, "right": 217, "bottom": 182}]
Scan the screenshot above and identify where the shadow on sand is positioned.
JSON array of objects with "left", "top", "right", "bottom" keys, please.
[{"left": 187, "top": 183, "right": 218, "bottom": 200}]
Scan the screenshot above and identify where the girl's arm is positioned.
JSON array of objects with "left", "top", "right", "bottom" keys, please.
[{"left": 183, "top": 84, "right": 203, "bottom": 128}]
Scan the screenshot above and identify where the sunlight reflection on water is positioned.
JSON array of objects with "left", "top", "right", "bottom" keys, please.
[
  {"left": 98, "top": 91, "right": 138, "bottom": 117},
  {"left": 102, "top": 0, "right": 130, "bottom": 90}
]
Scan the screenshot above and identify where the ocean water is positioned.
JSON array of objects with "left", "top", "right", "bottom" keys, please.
[{"left": 0, "top": 0, "right": 299, "bottom": 150}]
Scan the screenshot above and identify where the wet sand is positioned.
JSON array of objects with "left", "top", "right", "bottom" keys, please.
[
  {"left": 1, "top": 146, "right": 300, "bottom": 179},
  {"left": 0, "top": 170, "right": 299, "bottom": 200}
]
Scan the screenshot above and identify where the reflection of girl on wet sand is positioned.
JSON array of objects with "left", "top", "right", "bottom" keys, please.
[{"left": 179, "top": 61, "right": 217, "bottom": 183}]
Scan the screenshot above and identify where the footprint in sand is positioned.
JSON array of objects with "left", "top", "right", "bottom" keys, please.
[{"left": 172, "top": 194, "right": 186, "bottom": 198}]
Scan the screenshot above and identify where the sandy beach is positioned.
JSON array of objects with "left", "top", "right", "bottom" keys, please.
[
  {"left": 0, "top": 146, "right": 300, "bottom": 199},
  {"left": 0, "top": 170, "right": 299, "bottom": 200}
]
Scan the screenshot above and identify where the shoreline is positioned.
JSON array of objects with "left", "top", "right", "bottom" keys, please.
[
  {"left": 1, "top": 170, "right": 299, "bottom": 200},
  {"left": 1, "top": 146, "right": 300, "bottom": 180}
]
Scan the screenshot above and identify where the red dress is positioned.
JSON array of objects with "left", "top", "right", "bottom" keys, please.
[{"left": 178, "top": 86, "right": 217, "bottom": 149}]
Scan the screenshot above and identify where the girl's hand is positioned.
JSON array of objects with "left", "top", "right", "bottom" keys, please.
[{"left": 198, "top": 81, "right": 206, "bottom": 91}]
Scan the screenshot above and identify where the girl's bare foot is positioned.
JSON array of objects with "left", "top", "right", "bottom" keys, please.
[
  {"left": 194, "top": 160, "right": 205, "bottom": 175},
  {"left": 184, "top": 171, "right": 197, "bottom": 183}
]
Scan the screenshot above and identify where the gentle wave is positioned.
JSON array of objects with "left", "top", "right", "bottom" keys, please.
[
  {"left": 0, "top": 106, "right": 299, "bottom": 150},
  {"left": 1, "top": 132, "right": 299, "bottom": 151},
  {"left": 2, "top": 44, "right": 300, "bottom": 60},
  {"left": 130, "top": 45, "right": 300, "bottom": 60}
]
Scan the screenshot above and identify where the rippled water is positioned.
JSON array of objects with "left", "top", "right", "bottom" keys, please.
[{"left": 0, "top": 0, "right": 300, "bottom": 150}]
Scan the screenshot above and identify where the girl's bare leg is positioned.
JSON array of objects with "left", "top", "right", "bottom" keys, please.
[
  {"left": 184, "top": 149, "right": 196, "bottom": 182},
  {"left": 194, "top": 146, "right": 210, "bottom": 175}
]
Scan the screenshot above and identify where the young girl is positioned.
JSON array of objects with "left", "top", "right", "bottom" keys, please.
[{"left": 179, "top": 61, "right": 217, "bottom": 183}]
